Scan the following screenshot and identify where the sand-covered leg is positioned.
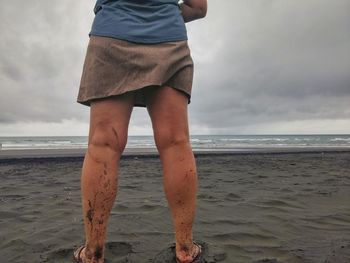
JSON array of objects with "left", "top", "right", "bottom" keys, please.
[
  {"left": 146, "top": 86, "right": 199, "bottom": 262},
  {"left": 80, "top": 95, "right": 134, "bottom": 263}
]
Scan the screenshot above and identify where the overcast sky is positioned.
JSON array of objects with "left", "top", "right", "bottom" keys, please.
[{"left": 0, "top": 0, "right": 349, "bottom": 136}]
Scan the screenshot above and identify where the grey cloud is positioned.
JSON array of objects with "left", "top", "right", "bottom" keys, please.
[
  {"left": 0, "top": 0, "right": 93, "bottom": 123},
  {"left": 187, "top": 0, "right": 350, "bottom": 131}
]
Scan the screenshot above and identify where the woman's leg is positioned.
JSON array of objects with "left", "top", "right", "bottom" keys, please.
[
  {"left": 80, "top": 93, "right": 135, "bottom": 263},
  {"left": 145, "top": 86, "right": 199, "bottom": 262}
]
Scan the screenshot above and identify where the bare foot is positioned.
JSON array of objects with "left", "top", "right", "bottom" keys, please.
[
  {"left": 74, "top": 246, "right": 104, "bottom": 263},
  {"left": 176, "top": 242, "right": 201, "bottom": 263}
]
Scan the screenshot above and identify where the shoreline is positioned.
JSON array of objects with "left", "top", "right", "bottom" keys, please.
[{"left": 0, "top": 146, "right": 350, "bottom": 160}]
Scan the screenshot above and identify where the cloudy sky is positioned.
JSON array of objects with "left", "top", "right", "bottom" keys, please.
[{"left": 0, "top": 0, "right": 349, "bottom": 136}]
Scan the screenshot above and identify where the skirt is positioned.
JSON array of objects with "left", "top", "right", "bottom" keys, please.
[{"left": 77, "top": 35, "right": 194, "bottom": 107}]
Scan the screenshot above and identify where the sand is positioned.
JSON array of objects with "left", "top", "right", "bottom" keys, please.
[{"left": 0, "top": 149, "right": 350, "bottom": 263}]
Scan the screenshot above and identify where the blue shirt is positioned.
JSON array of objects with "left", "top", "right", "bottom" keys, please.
[{"left": 90, "top": 0, "right": 187, "bottom": 44}]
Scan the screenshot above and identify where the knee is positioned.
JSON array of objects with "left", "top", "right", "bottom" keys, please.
[
  {"left": 154, "top": 128, "right": 190, "bottom": 152},
  {"left": 88, "top": 120, "right": 126, "bottom": 161}
]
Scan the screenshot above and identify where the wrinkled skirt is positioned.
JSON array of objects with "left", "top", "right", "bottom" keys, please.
[{"left": 77, "top": 35, "right": 194, "bottom": 107}]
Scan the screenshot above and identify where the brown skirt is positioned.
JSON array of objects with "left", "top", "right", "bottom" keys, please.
[{"left": 77, "top": 35, "right": 194, "bottom": 107}]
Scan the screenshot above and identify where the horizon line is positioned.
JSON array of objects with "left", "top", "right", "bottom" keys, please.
[{"left": 0, "top": 133, "right": 350, "bottom": 137}]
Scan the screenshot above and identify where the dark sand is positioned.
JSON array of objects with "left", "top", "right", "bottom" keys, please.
[{"left": 0, "top": 150, "right": 350, "bottom": 263}]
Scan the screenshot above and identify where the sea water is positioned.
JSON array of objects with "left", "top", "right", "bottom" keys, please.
[{"left": 0, "top": 134, "right": 349, "bottom": 151}]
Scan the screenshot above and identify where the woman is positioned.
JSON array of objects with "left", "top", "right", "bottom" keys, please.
[{"left": 73, "top": 0, "right": 207, "bottom": 262}]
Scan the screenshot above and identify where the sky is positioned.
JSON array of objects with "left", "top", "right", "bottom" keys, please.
[{"left": 0, "top": 0, "right": 349, "bottom": 136}]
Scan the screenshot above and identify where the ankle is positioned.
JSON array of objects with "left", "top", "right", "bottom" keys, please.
[{"left": 85, "top": 245, "right": 104, "bottom": 263}]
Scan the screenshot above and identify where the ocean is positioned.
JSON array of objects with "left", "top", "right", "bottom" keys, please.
[{"left": 0, "top": 134, "right": 349, "bottom": 151}]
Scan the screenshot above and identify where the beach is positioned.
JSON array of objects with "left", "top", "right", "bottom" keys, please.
[{"left": 0, "top": 149, "right": 350, "bottom": 263}]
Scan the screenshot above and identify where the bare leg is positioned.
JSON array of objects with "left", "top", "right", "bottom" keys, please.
[
  {"left": 79, "top": 94, "right": 134, "bottom": 263},
  {"left": 160, "top": 137, "right": 199, "bottom": 262},
  {"left": 146, "top": 86, "right": 199, "bottom": 262}
]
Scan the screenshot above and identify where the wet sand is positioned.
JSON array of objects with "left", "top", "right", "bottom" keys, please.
[{"left": 0, "top": 150, "right": 350, "bottom": 262}]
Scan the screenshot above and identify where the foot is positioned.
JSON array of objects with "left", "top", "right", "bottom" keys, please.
[
  {"left": 176, "top": 242, "right": 202, "bottom": 263},
  {"left": 73, "top": 245, "right": 104, "bottom": 263}
]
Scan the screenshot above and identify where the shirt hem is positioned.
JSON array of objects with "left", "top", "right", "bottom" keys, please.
[{"left": 89, "top": 31, "right": 188, "bottom": 44}]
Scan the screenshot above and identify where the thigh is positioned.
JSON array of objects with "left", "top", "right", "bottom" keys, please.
[
  {"left": 146, "top": 86, "right": 190, "bottom": 139},
  {"left": 88, "top": 92, "right": 135, "bottom": 146}
]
